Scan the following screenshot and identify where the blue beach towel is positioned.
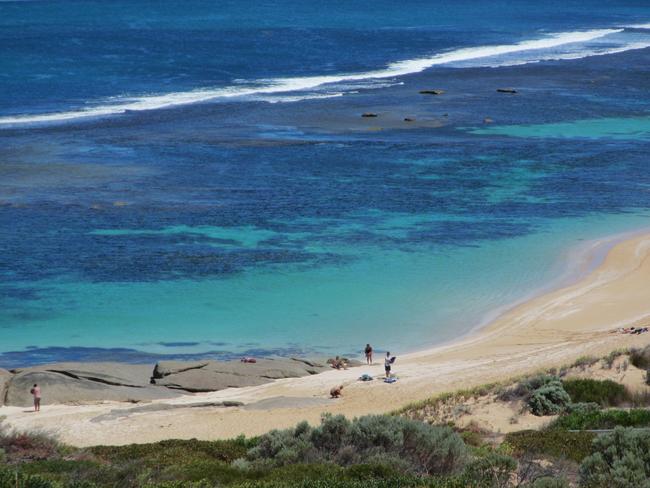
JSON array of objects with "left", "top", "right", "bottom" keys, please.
[{"left": 384, "top": 377, "right": 397, "bottom": 384}]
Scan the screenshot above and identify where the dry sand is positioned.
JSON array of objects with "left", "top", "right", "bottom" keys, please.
[{"left": 3, "top": 232, "right": 650, "bottom": 447}]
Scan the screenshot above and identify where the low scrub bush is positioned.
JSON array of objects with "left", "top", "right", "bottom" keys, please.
[
  {"left": 0, "top": 425, "right": 62, "bottom": 464},
  {"left": 562, "top": 379, "right": 630, "bottom": 407},
  {"left": 91, "top": 437, "right": 255, "bottom": 465},
  {"left": 223, "top": 479, "right": 469, "bottom": 488},
  {"left": 497, "top": 375, "right": 559, "bottom": 403},
  {"left": 0, "top": 465, "right": 57, "bottom": 488},
  {"left": 461, "top": 452, "right": 517, "bottom": 488},
  {"left": 629, "top": 345, "right": 650, "bottom": 369},
  {"left": 602, "top": 350, "right": 626, "bottom": 369},
  {"left": 565, "top": 402, "right": 600, "bottom": 415},
  {"left": 528, "top": 380, "right": 571, "bottom": 416},
  {"left": 505, "top": 430, "right": 595, "bottom": 463},
  {"left": 580, "top": 427, "right": 650, "bottom": 487},
  {"left": 243, "top": 414, "right": 468, "bottom": 476},
  {"left": 549, "top": 408, "right": 650, "bottom": 431},
  {"left": 571, "top": 356, "right": 599, "bottom": 370},
  {"left": 529, "top": 478, "right": 569, "bottom": 488}
]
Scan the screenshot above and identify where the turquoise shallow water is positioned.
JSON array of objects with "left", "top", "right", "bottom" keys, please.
[
  {"left": 469, "top": 116, "right": 650, "bottom": 139},
  {"left": 6, "top": 212, "right": 650, "bottom": 359}
]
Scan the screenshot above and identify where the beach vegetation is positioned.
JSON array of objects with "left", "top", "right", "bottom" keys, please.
[
  {"left": 602, "top": 349, "right": 626, "bottom": 369},
  {"left": 629, "top": 345, "right": 650, "bottom": 369},
  {"left": 570, "top": 356, "right": 599, "bottom": 370},
  {"left": 461, "top": 451, "right": 517, "bottom": 488},
  {"left": 527, "top": 379, "right": 571, "bottom": 416},
  {"left": 579, "top": 427, "right": 650, "bottom": 487},
  {"left": 504, "top": 430, "right": 595, "bottom": 463},
  {"left": 528, "top": 478, "right": 569, "bottom": 488},
  {"left": 561, "top": 378, "right": 630, "bottom": 407},
  {"left": 549, "top": 407, "right": 650, "bottom": 431},
  {"left": 243, "top": 414, "right": 467, "bottom": 476}
]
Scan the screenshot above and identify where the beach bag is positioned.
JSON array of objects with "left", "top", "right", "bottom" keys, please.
[
  {"left": 390, "top": 356, "right": 396, "bottom": 364},
  {"left": 359, "top": 374, "right": 373, "bottom": 381}
]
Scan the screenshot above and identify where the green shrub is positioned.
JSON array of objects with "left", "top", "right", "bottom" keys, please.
[
  {"left": 343, "top": 464, "right": 402, "bottom": 480},
  {"left": 91, "top": 437, "right": 255, "bottom": 465},
  {"left": 505, "top": 430, "right": 595, "bottom": 462},
  {"left": 528, "top": 478, "right": 569, "bottom": 488},
  {"left": 565, "top": 402, "right": 600, "bottom": 415},
  {"left": 562, "top": 379, "right": 630, "bottom": 407},
  {"left": 498, "top": 375, "right": 559, "bottom": 403},
  {"left": 226, "top": 479, "right": 469, "bottom": 488},
  {"left": 244, "top": 414, "right": 468, "bottom": 476},
  {"left": 580, "top": 427, "right": 650, "bottom": 487},
  {"left": 462, "top": 452, "right": 517, "bottom": 487},
  {"left": 528, "top": 380, "right": 571, "bottom": 416},
  {"left": 0, "top": 465, "right": 57, "bottom": 488},
  {"left": 159, "top": 458, "right": 252, "bottom": 484},
  {"left": 549, "top": 408, "right": 650, "bottom": 431}
]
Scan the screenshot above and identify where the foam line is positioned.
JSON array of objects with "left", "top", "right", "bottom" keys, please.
[{"left": 0, "top": 28, "right": 637, "bottom": 127}]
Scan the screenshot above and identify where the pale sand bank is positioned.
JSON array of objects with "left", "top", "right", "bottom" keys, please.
[{"left": 3, "top": 232, "right": 650, "bottom": 447}]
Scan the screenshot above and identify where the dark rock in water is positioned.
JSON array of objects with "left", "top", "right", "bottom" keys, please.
[
  {"left": 419, "top": 89, "right": 445, "bottom": 95},
  {"left": 496, "top": 88, "right": 517, "bottom": 94},
  {"left": 404, "top": 117, "right": 415, "bottom": 122},
  {"left": 443, "top": 113, "right": 449, "bottom": 117},
  {"left": 4, "top": 363, "right": 179, "bottom": 407},
  {"left": 483, "top": 117, "right": 495, "bottom": 124},
  {"left": 361, "top": 112, "right": 378, "bottom": 118},
  {"left": 151, "top": 358, "right": 329, "bottom": 393}
]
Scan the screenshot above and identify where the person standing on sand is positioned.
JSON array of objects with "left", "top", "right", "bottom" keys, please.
[
  {"left": 30, "top": 384, "right": 41, "bottom": 412},
  {"left": 384, "top": 351, "right": 392, "bottom": 378},
  {"left": 364, "top": 343, "right": 373, "bottom": 364}
]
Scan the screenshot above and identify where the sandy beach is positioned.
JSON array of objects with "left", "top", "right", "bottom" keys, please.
[{"left": 3, "top": 231, "right": 650, "bottom": 447}]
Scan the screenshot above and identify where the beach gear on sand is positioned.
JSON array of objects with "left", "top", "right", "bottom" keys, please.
[
  {"left": 384, "top": 377, "right": 397, "bottom": 383},
  {"left": 359, "top": 374, "right": 373, "bottom": 381},
  {"left": 240, "top": 357, "right": 257, "bottom": 363}
]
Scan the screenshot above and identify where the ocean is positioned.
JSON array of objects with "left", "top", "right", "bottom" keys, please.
[{"left": 1, "top": 0, "right": 650, "bottom": 367}]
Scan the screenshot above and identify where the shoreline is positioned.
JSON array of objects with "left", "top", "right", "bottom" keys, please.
[
  {"left": 2, "top": 226, "right": 644, "bottom": 370},
  {"left": 403, "top": 226, "right": 650, "bottom": 359},
  {"left": 3, "top": 230, "right": 650, "bottom": 446}
]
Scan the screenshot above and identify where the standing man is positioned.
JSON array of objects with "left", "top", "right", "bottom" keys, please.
[
  {"left": 364, "top": 343, "right": 373, "bottom": 364},
  {"left": 30, "top": 383, "right": 41, "bottom": 412},
  {"left": 384, "top": 351, "right": 392, "bottom": 378}
]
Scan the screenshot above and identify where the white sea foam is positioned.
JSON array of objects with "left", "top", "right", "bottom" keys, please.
[
  {"left": 0, "top": 27, "right": 645, "bottom": 127},
  {"left": 625, "top": 23, "right": 650, "bottom": 29}
]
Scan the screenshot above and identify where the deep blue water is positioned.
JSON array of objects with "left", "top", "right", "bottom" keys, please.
[{"left": 1, "top": 0, "right": 650, "bottom": 367}]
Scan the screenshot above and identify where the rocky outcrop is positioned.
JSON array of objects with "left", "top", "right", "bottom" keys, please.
[
  {"left": 0, "top": 358, "right": 332, "bottom": 406},
  {"left": 496, "top": 88, "right": 517, "bottom": 94},
  {"left": 419, "top": 89, "right": 445, "bottom": 95},
  {"left": 151, "top": 358, "right": 329, "bottom": 393},
  {"left": 3, "top": 363, "right": 179, "bottom": 407}
]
